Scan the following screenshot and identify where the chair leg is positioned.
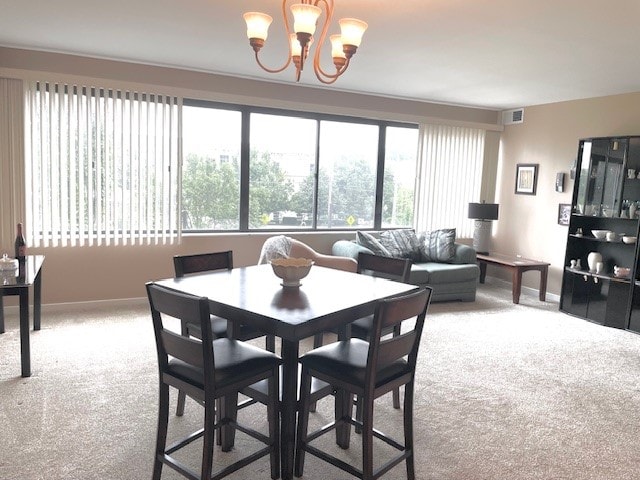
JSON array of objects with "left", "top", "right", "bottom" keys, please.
[
  {"left": 221, "top": 392, "right": 239, "bottom": 452},
  {"left": 268, "top": 367, "right": 281, "bottom": 480},
  {"left": 176, "top": 391, "right": 187, "bottom": 416},
  {"left": 294, "top": 370, "right": 313, "bottom": 477},
  {"left": 361, "top": 394, "right": 375, "bottom": 480},
  {"left": 266, "top": 334, "right": 276, "bottom": 352},
  {"left": 176, "top": 320, "right": 190, "bottom": 416},
  {"left": 152, "top": 383, "right": 170, "bottom": 480},
  {"left": 355, "top": 394, "right": 363, "bottom": 434},
  {"left": 392, "top": 387, "right": 401, "bottom": 409},
  {"left": 404, "top": 382, "right": 416, "bottom": 480},
  {"left": 201, "top": 397, "right": 216, "bottom": 480},
  {"left": 312, "top": 333, "right": 323, "bottom": 349},
  {"left": 335, "top": 388, "right": 353, "bottom": 449}
]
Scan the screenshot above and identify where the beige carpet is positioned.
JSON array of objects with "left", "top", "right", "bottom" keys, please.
[{"left": 1, "top": 282, "right": 639, "bottom": 480}]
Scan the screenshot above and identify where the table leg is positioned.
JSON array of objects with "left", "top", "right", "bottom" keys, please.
[
  {"left": 0, "top": 293, "right": 4, "bottom": 334},
  {"left": 34, "top": 270, "right": 42, "bottom": 331},
  {"left": 280, "top": 339, "right": 299, "bottom": 480},
  {"left": 512, "top": 267, "right": 522, "bottom": 304},
  {"left": 20, "top": 290, "right": 30, "bottom": 377},
  {"left": 478, "top": 262, "right": 487, "bottom": 284},
  {"left": 539, "top": 266, "right": 548, "bottom": 301}
]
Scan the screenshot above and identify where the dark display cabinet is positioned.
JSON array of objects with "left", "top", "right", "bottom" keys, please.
[{"left": 560, "top": 136, "right": 640, "bottom": 332}]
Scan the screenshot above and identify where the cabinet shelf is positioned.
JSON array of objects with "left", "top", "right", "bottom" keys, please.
[
  {"left": 564, "top": 267, "right": 631, "bottom": 284},
  {"left": 568, "top": 234, "right": 637, "bottom": 244}
]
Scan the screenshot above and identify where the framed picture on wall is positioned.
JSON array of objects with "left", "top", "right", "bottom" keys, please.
[
  {"left": 515, "top": 163, "right": 538, "bottom": 195},
  {"left": 558, "top": 203, "right": 571, "bottom": 226}
]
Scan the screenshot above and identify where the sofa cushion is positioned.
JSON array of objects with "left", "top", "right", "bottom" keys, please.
[
  {"left": 356, "top": 231, "right": 391, "bottom": 256},
  {"left": 409, "top": 262, "right": 479, "bottom": 285},
  {"left": 378, "top": 229, "right": 422, "bottom": 261},
  {"left": 420, "top": 228, "right": 456, "bottom": 262}
]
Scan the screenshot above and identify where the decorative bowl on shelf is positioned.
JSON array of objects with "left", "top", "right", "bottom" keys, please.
[
  {"left": 613, "top": 266, "right": 631, "bottom": 278},
  {"left": 622, "top": 236, "right": 637, "bottom": 244},
  {"left": 591, "top": 230, "right": 610, "bottom": 239},
  {"left": 270, "top": 258, "right": 314, "bottom": 287}
]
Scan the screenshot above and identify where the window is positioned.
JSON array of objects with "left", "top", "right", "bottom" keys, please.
[
  {"left": 317, "top": 121, "right": 378, "bottom": 228},
  {"left": 182, "top": 106, "right": 241, "bottom": 230},
  {"left": 382, "top": 126, "right": 419, "bottom": 228},
  {"left": 180, "top": 101, "right": 420, "bottom": 233},
  {"left": 249, "top": 113, "right": 316, "bottom": 229},
  {"left": 24, "top": 81, "right": 180, "bottom": 247}
]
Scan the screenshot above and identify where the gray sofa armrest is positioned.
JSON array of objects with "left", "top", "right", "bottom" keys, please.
[
  {"left": 332, "top": 240, "right": 372, "bottom": 260},
  {"left": 451, "top": 243, "right": 477, "bottom": 264}
]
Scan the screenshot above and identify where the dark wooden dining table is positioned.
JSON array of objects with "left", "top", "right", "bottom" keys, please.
[{"left": 154, "top": 263, "right": 418, "bottom": 480}]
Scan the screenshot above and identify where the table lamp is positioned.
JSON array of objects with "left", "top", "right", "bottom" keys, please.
[{"left": 468, "top": 202, "right": 499, "bottom": 254}]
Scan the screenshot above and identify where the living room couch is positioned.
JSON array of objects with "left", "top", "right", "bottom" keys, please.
[{"left": 332, "top": 231, "right": 479, "bottom": 302}]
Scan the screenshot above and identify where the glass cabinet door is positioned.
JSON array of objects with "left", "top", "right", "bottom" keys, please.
[{"left": 575, "top": 138, "right": 625, "bottom": 216}]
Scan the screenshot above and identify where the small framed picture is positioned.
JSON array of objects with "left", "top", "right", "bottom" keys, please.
[
  {"left": 558, "top": 203, "right": 571, "bottom": 226},
  {"left": 515, "top": 163, "right": 538, "bottom": 195}
]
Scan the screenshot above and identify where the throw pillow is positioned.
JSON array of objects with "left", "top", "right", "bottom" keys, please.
[
  {"left": 420, "top": 228, "right": 456, "bottom": 262},
  {"left": 378, "top": 229, "right": 422, "bottom": 261},
  {"left": 356, "top": 231, "right": 391, "bottom": 257}
]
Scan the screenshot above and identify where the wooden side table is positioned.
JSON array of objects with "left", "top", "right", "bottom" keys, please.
[{"left": 476, "top": 252, "right": 549, "bottom": 304}]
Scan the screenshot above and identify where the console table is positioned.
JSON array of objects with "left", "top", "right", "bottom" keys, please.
[
  {"left": 0, "top": 255, "right": 45, "bottom": 377},
  {"left": 476, "top": 252, "right": 549, "bottom": 304}
]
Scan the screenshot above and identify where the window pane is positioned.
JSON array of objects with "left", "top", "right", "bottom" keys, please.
[
  {"left": 249, "top": 113, "right": 317, "bottom": 229},
  {"left": 382, "top": 126, "right": 418, "bottom": 228},
  {"left": 317, "top": 121, "right": 378, "bottom": 229},
  {"left": 182, "top": 106, "right": 241, "bottom": 230}
]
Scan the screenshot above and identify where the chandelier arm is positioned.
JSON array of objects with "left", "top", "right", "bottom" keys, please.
[
  {"left": 311, "top": 0, "right": 347, "bottom": 81},
  {"left": 314, "top": 57, "right": 350, "bottom": 84},
  {"left": 255, "top": 51, "right": 292, "bottom": 74}
]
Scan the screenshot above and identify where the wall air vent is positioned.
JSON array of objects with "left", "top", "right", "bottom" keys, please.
[{"left": 502, "top": 108, "right": 524, "bottom": 125}]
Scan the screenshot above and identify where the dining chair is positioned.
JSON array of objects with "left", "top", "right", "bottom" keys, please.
[
  {"left": 313, "top": 252, "right": 412, "bottom": 412},
  {"left": 146, "top": 283, "right": 281, "bottom": 480},
  {"left": 294, "top": 287, "right": 432, "bottom": 480},
  {"left": 173, "top": 251, "right": 277, "bottom": 416}
]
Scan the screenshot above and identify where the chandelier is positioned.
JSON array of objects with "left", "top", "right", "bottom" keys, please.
[{"left": 243, "top": 1, "right": 368, "bottom": 84}]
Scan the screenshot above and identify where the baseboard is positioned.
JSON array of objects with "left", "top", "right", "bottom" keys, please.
[
  {"left": 1, "top": 296, "right": 147, "bottom": 315},
  {"left": 482, "top": 275, "right": 560, "bottom": 303}
]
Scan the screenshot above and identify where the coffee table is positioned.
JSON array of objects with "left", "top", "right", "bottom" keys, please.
[
  {"left": 0, "top": 255, "right": 45, "bottom": 377},
  {"left": 476, "top": 252, "right": 549, "bottom": 304}
]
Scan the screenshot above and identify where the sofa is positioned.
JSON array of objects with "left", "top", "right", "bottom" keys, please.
[{"left": 332, "top": 230, "right": 479, "bottom": 302}]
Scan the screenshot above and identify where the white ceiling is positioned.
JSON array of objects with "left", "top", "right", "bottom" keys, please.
[{"left": 2, "top": 0, "right": 640, "bottom": 111}]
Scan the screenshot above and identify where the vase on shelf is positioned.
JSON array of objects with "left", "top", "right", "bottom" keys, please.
[{"left": 587, "top": 252, "right": 603, "bottom": 273}]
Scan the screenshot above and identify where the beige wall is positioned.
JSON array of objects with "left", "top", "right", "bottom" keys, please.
[
  {"left": 0, "top": 48, "right": 503, "bottom": 305},
  {"left": 496, "top": 93, "right": 640, "bottom": 296}
]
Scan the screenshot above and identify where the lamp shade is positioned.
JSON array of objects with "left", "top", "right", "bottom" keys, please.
[{"left": 468, "top": 203, "right": 499, "bottom": 220}]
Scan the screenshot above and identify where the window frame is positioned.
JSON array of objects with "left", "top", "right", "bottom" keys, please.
[{"left": 182, "top": 98, "right": 418, "bottom": 233}]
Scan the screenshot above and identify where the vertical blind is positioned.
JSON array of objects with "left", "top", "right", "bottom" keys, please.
[
  {"left": 24, "top": 81, "right": 181, "bottom": 247},
  {"left": 414, "top": 124, "right": 485, "bottom": 238}
]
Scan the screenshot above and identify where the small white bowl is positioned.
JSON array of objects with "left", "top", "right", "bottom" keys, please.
[
  {"left": 270, "top": 258, "right": 314, "bottom": 287},
  {"left": 591, "top": 230, "right": 610, "bottom": 239},
  {"left": 622, "top": 236, "right": 637, "bottom": 244},
  {"left": 614, "top": 266, "right": 631, "bottom": 278}
]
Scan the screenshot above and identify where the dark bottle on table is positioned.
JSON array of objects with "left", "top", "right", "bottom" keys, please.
[{"left": 14, "top": 222, "right": 26, "bottom": 261}]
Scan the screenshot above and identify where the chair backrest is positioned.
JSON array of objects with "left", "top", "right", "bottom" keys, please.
[
  {"left": 146, "top": 283, "right": 215, "bottom": 388},
  {"left": 174, "top": 251, "right": 233, "bottom": 277},
  {"left": 365, "top": 287, "right": 432, "bottom": 388},
  {"left": 357, "top": 252, "right": 412, "bottom": 282}
]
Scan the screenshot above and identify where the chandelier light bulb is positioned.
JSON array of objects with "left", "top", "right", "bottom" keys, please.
[
  {"left": 290, "top": 4, "right": 322, "bottom": 35},
  {"left": 339, "top": 18, "right": 368, "bottom": 47},
  {"left": 243, "top": 12, "right": 273, "bottom": 41}
]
